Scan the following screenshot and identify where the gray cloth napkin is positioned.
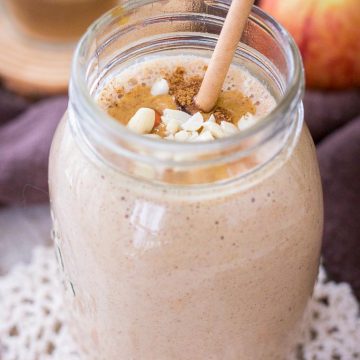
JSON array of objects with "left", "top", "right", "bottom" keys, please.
[
  {"left": 0, "top": 95, "right": 67, "bottom": 204},
  {"left": 318, "top": 116, "right": 360, "bottom": 301}
]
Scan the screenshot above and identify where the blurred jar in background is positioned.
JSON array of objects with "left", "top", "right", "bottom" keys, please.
[{"left": 3, "top": 0, "right": 118, "bottom": 43}]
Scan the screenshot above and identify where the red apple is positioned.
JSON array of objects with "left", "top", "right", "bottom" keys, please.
[{"left": 260, "top": 0, "right": 360, "bottom": 89}]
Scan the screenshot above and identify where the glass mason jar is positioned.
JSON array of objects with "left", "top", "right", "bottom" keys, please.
[
  {"left": 49, "top": 1, "right": 323, "bottom": 359},
  {"left": 3, "top": 0, "right": 117, "bottom": 42}
]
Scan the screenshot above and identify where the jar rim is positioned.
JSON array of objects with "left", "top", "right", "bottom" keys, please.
[{"left": 70, "top": 2, "right": 304, "bottom": 156}]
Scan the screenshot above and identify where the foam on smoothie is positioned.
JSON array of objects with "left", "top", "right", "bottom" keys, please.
[{"left": 98, "top": 55, "right": 276, "bottom": 123}]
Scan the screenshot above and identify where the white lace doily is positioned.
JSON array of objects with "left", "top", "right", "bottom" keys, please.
[{"left": 0, "top": 246, "right": 359, "bottom": 359}]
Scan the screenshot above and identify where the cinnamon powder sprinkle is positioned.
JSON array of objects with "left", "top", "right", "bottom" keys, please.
[
  {"left": 166, "top": 67, "right": 251, "bottom": 123},
  {"left": 166, "top": 67, "right": 202, "bottom": 111},
  {"left": 212, "top": 107, "right": 233, "bottom": 123}
]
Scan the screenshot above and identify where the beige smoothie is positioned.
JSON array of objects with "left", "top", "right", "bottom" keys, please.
[{"left": 49, "top": 55, "right": 323, "bottom": 359}]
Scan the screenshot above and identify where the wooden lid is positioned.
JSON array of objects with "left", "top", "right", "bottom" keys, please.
[{"left": 0, "top": 15, "right": 74, "bottom": 96}]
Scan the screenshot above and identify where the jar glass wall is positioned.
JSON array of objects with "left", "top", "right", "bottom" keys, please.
[{"left": 49, "top": 2, "right": 323, "bottom": 359}]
